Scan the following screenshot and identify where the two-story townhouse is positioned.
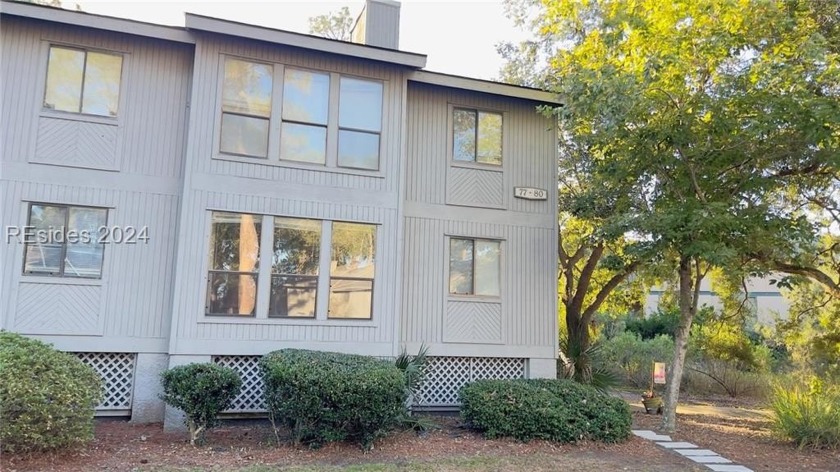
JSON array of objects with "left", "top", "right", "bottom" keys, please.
[{"left": 0, "top": 0, "right": 559, "bottom": 425}]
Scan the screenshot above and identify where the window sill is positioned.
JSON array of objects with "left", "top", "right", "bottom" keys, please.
[
  {"left": 213, "top": 154, "right": 386, "bottom": 179},
  {"left": 198, "top": 316, "right": 378, "bottom": 328},
  {"left": 447, "top": 295, "right": 502, "bottom": 304},
  {"left": 39, "top": 109, "right": 120, "bottom": 126},
  {"left": 20, "top": 275, "right": 103, "bottom": 286}
]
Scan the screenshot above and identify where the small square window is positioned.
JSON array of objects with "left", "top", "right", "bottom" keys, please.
[
  {"left": 23, "top": 203, "right": 108, "bottom": 278},
  {"left": 453, "top": 108, "right": 502, "bottom": 165},
  {"left": 44, "top": 46, "right": 123, "bottom": 117},
  {"left": 449, "top": 238, "right": 500, "bottom": 296}
]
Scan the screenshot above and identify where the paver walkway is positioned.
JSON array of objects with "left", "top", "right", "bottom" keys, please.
[{"left": 633, "top": 430, "right": 755, "bottom": 472}]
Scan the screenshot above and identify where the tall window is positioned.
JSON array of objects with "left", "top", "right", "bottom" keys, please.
[
  {"left": 453, "top": 108, "right": 502, "bottom": 165},
  {"left": 44, "top": 46, "right": 123, "bottom": 117},
  {"left": 220, "top": 58, "right": 273, "bottom": 157},
  {"left": 269, "top": 217, "right": 321, "bottom": 318},
  {"left": 206, "top": 212, "right": 261, "bottom": 316},
  {"left": 449, "top": 238, "right": 501, "bottom": 296},
  {"left": 329, "top": 222, "right": 376, "bottom": 319},
  {"left": 23, "top": 203, "right": 108, "bottom": 278},
  {"left": 218, "top": 57, "right": 385, "bottom": 170},
  {"left": 337, "top": 77, "right": 383, "bottom": 170}
]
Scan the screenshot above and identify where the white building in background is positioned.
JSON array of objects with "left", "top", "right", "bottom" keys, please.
[
  {"left": 0, "top": 0, "right": 560, "bottom": 427},
  {"left": 645, "top": 276, "right": 791, "bottom": 326}
]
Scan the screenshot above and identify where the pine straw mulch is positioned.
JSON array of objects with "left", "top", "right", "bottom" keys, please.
[
  {"left": 2, "top": 415, "right": 703, "bottom": 472},
  {"left": 632, "top": 409, "right": 840, "bottom": 472}
]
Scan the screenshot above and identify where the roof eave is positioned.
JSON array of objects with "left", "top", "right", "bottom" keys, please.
[{"left": 409, "top": 70, "right": 562, "bottom": 105}]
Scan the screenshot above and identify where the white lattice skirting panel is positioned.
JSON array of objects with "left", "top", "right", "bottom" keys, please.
[
  {"left": 415, "top": 357, "right": 526, "bottom": 408},
  {"left": 213, "top": 355, "right": 265, "bottom": 413},
  {"left": 73, "top": 352, "right": 136, "bottom": 415}
]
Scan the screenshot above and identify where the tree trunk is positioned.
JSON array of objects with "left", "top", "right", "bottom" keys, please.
[
  {"left": 661, "top": 256, "right": 698, "bottom": 433},
  {"left": 564, "top": 304, "right": 592, "bottom": 380}
]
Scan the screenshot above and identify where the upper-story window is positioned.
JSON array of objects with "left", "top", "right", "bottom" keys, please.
[
  {"left": 453, "top": 108, "right": 502, "bottom": 166},
  {"left": 218, "top": 57, "right": 385, "bottom": 171},
  {"left": 23, "top": 203, "right": 108, "bottom": 279},
  {"left": 44, "top": 46, "right": 123, "bottom": 117}
]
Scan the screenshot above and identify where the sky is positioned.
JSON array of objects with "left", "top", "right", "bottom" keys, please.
[{"left": 70, "top": 0, "right": 529, "bottom": 80}]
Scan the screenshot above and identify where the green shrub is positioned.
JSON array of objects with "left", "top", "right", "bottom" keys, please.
[
  {"left": 260, "top": 349, "right": 406, "bottom": 449},
  {"left": 625, "top": 308, "right": 680, "bottom": 340},
  {"left": 161, "top": 363, "right": 242, "bottom": 445},
  {"left": 770, "top": 378, "right": 840, "bottom": 449},
  {"left": 0, "top": 331, "right": 103, "bottom": 453},
  {"left": 459, "top": 378, "right": 631, "bottom": 443},
  {"left": 600, "top": 332, "right": 674, "bottom": 388}
]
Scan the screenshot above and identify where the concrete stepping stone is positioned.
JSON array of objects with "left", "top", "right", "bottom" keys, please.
[
  {"left": 686, "top": 455, "right": 733, "bottom": 464},
  {"left": 673, "top": 449, "right": 719, "bottom": 456},
  {"left": 656, "top": 441, "right": 698, "bottom": 448},
  {"left": 705, "top": 465, "right": 754, "bottom": 472},
  {"left": 632, "top": 430, "right": 672, "bottom": 441}
]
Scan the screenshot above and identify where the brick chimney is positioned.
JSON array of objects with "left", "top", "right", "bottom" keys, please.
[{"left": 350, "top": 0, "right": 401, "bottom": 50}]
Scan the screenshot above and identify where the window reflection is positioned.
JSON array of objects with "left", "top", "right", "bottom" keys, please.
[
  {"left": 329, "top": 222, "right": 376, "bottom": 319},
  {"left": 206, "top": 212, "right": 261, "bottom": 316}
]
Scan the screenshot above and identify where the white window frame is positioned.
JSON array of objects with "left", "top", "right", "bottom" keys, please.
[{"left": 213, "top": 54, "right": 387, "bottom": 176}]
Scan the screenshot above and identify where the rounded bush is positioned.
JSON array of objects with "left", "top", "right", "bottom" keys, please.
[
  {"left": 260, "top": 349, "right": 406, "bottom": 449},
  {"left": 0, "top": 331, "right": 103, "bottom": 453},
  {"left": 459, "top": 378, "right": 631, "bottom": 443},
  {"left": 161, "top": 363, "right": 242, "bottom": 445}
]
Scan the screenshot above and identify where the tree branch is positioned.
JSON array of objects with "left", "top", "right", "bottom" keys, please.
[{"left": 582, "top": 259, "right": 642, "bottom": 319}]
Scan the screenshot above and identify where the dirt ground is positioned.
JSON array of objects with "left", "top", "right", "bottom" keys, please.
[
  {"left": 4, "top": 401, "right": 838, "bottom": 472},
  {"left": 2, "top": 416, "right": 703, "bottom": 472},
  {"left": 632, "top": 407, "right": 840, "bottom": 472}
]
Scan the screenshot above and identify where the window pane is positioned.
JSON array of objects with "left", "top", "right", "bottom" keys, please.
[
  {"left": 206, "top": 272, "right": 258, "bottom": 316},
  {"left": 453, "top": 109, "right": 476, "bottom": 162},
  {"left": 269, "top": 275, "right": 317, "bottom": 317},
  {"left": 272, "top": 217, "right": 320, "bottom": 275},
  {"left": 331, "top": 222, "right": 376, "bottom": 278},
  {"left": 24, "top": 205, "right": 67, "bottom": 275},
  {"left": 65, "top": 207, "right": 107, "bottom": 278},
  {"left": 45, "top": 47, "right": 84, "bottom": 113},
  {"left": 220, "top": 113, "right": 269, "bottom": 157},
  {"left": 280, "top": 122, "right": 326, "bottom": 164},
  {"left": 222, "top": 58, "right": 272, "bottom": 117},
  {"left": 81, "top": 52, "right": 122, "bottom": 116},
  {"left": 24, "top": 244, "right": 63, "bottom": 275},
  {"left": 209, "top": 212, "right": 261, "bottom": 272},
  {"left": 449, "top": 238, "right": 474, "bottom": 294},
  {"left": 339, "top": 77, "right": 382, "bottom": 132},
  {"left": 337, "top": 130, "right": 379, "bottom": 170},
  {"left": 282, "top": 69, "right": 329, "bottom": 125},
  {"left": 477, "top": 112, "right": 502, "bottom": 165},
  {"left": 328, "top": 279, "right": 373, "bottom": 319},
  {"left": 474, "top": 240, "right": 500, "bottom": 296}
]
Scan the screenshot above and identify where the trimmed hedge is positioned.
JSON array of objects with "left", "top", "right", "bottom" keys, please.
[
  {"left": 161, "top": 363, "right": 242, "bottom": 445},
  {"left": 260, "top": 349, "right": 406, "bottom": 449},
  {"left": 0, "top": 331, "right": 103, "bottom": 453},
  {"left": 459, "top": 378, "right": 631, "bottom": 443}
]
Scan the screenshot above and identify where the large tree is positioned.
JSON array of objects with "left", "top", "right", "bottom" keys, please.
[{"left": 504, "top": 0, "right": 840, "bottom": 431}]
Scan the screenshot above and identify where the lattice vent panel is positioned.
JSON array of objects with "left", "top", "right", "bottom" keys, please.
[
  {"left": 415, "top": 357, "right": 526, "bottom": 407},
  {"left": 73, "top": 352, "right": 136, "bottom": 411},
  {"left": 213, "top": 355, "right": 265, "bottom": 412}
]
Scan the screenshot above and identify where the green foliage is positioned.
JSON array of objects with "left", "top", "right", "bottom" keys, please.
[
  {"left": 600, "top": 332, "right": 674, "bottom": 388},
  {"left": 394, "top": 344, "right": 430, "bottom": 403},
  {"left": 459, "top": 379, "right": 631, "bottom": 443},
  {"left": 771, "top": 377, "right": 840, "bottom": 449},
  {"left": 308, "top": 6, "right": 355, "bottom": 41},
  {"left": 160, "top": 363, "right": 242, "bottom": 445},
  {"left": 558, "top": 336, "right": 620, "bottom": 392},
  {"left": 0, "top": 331, "right": 103, "bottom": 453},
  {"left": 260, "top": 349, "right": 406, "bottom": 450},
  {"left": 625, "top": 308, "right": 681, "bottom": 340}
]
